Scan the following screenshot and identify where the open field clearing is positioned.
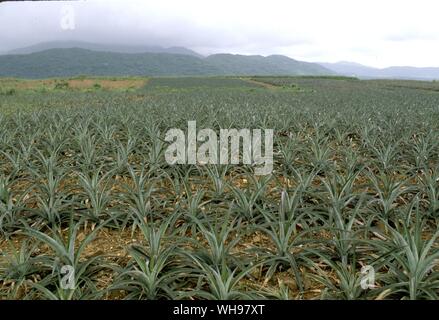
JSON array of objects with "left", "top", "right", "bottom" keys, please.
[
  {"left": 0, "top": 77, "right": 147, "bottom": 93},
  {"left": 0, "top": 76, "right": 439, "bottom": 300}
]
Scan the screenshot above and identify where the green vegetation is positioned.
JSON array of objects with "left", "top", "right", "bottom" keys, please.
[
  {"left": 0, "top": 48, "right": 332, "bottom": 78},
  {"left": 0, "top": 88, "right": 16, "bottom": 96},
  {"left": 0, "top": 76, "right": 439, "bottom": 300},
  {"left": 54, "top": 80, "right": 69, "bottom": 90},
  {"left": 146, "top": 77, "right": 262, "bottom": 90}
]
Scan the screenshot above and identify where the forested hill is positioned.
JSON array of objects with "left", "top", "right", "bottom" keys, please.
[{"left": 0, "top": 48, "right": 333, "bottom": 78}]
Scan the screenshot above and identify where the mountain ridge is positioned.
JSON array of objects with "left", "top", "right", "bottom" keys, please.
[
  {"left": 320, "top": 61, "right": 439, "bottom": 80},
  {"left": 3, "top": 41, "right": 439, "bottom": 80},
  {"left": 0, "top": 47, "right": 333, "bottom": 78},
  {"left": 3, "top": 41, "right": 204, "bottom": 58}
]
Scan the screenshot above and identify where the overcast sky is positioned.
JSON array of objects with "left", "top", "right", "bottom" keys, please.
[{"left": 1, "top": 0, "right": 438, "bottom": 68}]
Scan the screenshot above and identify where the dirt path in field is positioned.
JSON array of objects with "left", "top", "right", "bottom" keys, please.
[{"left": 240, "top": 77, "right": 279, "bottom": 89}]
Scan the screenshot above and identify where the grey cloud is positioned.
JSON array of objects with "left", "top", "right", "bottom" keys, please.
[
  {"left": 0, "top": 1, "right": 310, "bottom": 55},
  {"left": 1, "top": 0, "right": 439, "bottom": 67},
  {"left": 384, "top": 31, "right": 438, "bottom": 42}
]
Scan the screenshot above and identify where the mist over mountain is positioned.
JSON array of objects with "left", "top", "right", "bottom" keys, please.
[
  {"left": 320, "top": 61, "right": 439, "bottom": 80},
  {"left": 2, "top": 41, "right": 204, "bottom": 58}
]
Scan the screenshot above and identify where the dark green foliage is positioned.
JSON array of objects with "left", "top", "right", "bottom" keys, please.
[{"left": 0, "top": 49, "right": 332, "bottom": 79}]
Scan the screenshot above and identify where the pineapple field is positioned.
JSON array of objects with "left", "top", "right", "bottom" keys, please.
[{"left": 0, "top": 76, "right": 439, "bottom": 300}]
